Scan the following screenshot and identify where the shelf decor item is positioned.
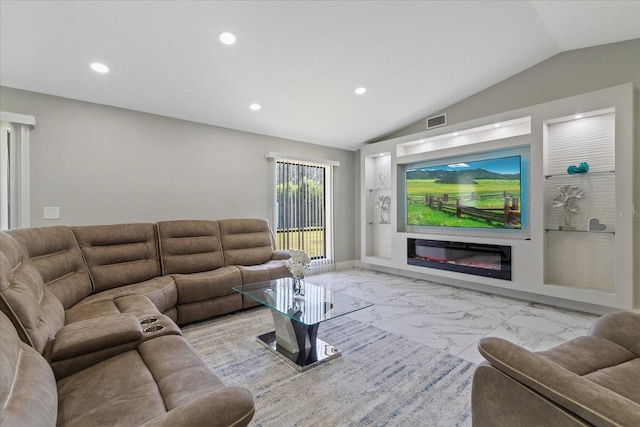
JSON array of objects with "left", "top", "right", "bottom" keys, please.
[
  {"left": 375, "top": 173, "right": 388, "bottom": 190},
  {"left": 553, "top": 185, "right": 584, "bottom": 230},
  {"left": 567, "top": 161, "right": 589, "bottom": 174},
  {"left": 285, "top": 250, "right": 311, "bottom": 294},
  {"left": 375, "top": 194, "right": 391, "bottom": 223},
  {"left": 588, "top": 217, "right": 607, "bottom": 232}
]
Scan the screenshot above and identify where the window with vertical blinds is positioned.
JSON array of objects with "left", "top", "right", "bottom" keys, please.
[
  {"left": 270, "top": 155, "right": 337, "bottom": 271},
  {"left": 0, "top": 112, "right": 35, "bottom": 230}
]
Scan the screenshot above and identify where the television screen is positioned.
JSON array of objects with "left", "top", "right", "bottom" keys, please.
[{"left": 406, "top": 155, "right": 522, "bottom": 229}]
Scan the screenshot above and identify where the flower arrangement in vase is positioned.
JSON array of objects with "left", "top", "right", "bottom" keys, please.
[{"left": 285, "top": 250, "right": 311, "bottom": 294}]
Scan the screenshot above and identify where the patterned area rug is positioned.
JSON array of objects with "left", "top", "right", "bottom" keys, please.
[{"left": 183, "top": 308, "right": 474, "bottom": 426}]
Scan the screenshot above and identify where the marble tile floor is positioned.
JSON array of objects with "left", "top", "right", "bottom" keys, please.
[{"left": 309, "top": 268, "right": 599, "bottom": 364}]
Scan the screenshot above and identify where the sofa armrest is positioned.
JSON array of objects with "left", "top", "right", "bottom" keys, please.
[
  {"left": 141, "top": 386, "right": 255, "bottom": 427},
  {"left": 478, "top": 337, "right": 640, "bottom": 427},
  {"left": 271, "top": 250, "right": 291, "bottom": 261},
  {"left": 588, "top": 311, "right": 640, "bottom": 356},
  {"left": 51, "top": 313, "right": 142, "bottom": 362}
]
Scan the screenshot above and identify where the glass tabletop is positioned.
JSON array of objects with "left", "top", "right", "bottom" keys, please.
[{"left": 233, "top": 277, "right": 373, "bottom": 326}]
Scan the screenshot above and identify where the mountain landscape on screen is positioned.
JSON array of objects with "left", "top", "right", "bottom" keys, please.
[{"left": 406, "top": 156, "right": 522, "bottom": 229}]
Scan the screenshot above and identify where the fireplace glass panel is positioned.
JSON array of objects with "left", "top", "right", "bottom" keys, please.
[{"left": 407, "top": 239, "right": 512, "bottom": 280}]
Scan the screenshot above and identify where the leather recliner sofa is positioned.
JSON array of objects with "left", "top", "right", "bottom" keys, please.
[
  {"left": 472, "top": 311, "right": 640, "bottom": 427},
  {"left": 0, "top": 218, "right": 290, "bottom": 426},
  {"left": 0, "top": 310, "right": 255, "bottom": 427}
]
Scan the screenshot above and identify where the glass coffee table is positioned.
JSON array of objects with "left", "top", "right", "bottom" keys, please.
[{"left": 233, "top": 277, "right": 373, "bottom": 371}]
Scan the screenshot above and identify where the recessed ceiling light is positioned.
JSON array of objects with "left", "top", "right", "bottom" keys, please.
[
  {"left": 355, "top": 87, "right": 367, "bottom": 95},
  {"left": 574, "top": 114, "right": 583, "bottom": 119},
  {"left": 494, "top": 123, "right": 501, "bottom": 128},
  {"left": 90, "top": 62, "right": 109, "bottom": 73},
  {"left": 453, "top": 132, "right": 459, "bottom": 136},
  {"left": 249, "top": 103, "right": 261, "bottom": 111},
  {"left": 219, "top": 32, "right": 236, "bottom": 45}
]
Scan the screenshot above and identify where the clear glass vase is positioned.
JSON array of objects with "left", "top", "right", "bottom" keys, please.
[{"left": 292, "top": 276, "right": 304, "bottom": 295}]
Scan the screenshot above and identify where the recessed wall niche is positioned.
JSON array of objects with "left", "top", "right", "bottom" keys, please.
[
  {"left": 364, "top": 152, "right": 391, "bottom": 259},
  {"left": 544, "top": 109, "right": 616, "bottom": 291}
]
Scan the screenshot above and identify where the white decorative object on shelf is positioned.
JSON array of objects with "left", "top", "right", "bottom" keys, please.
[
  {"left": 552, "top": 185, "right": 583, "bottom": 230},
  {"left": 375, "top": 194, "right": 391, "bottom": 223},
  {"left": 375, "top": 173, "right": 388, "bottom": 190}
]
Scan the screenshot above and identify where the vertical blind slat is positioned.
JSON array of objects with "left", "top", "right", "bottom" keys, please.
[{"left": 275, "top": 159, "right": 327, "bottom": 261}]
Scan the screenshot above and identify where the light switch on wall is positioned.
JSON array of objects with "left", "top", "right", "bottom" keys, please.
[{"left": 43, "top": 206, "right": 60, "bottom": 219}]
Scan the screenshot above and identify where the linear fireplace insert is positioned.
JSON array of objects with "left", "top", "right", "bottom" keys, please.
[{"left": 407, "top": 238, "right": 512, "bottom": 280}]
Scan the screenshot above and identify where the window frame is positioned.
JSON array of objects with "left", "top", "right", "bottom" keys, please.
[
  {"left": 1, "top": 111, "right": 35, "bottom": 230},
  {"left": 267, "top": 152, "right": 339, "bottom": 272}
]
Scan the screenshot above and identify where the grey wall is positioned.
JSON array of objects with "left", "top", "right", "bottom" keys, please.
[
  {"left": 376, "top": 38, "right": 640, "bottom": 306},
  {"left": 0, "top": 87, "right": 356, "bottom": 262},
  {"left": 382, "top": 39, "right": 640, "bottom": 141}
]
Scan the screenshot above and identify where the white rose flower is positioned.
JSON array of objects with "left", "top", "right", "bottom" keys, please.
[{"left": 285, "top": 250, "right": 310, "bottom": 278}]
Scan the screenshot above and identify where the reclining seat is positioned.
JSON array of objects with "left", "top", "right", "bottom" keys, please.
[
  {"left": 0, "top": 310, "right": 255, "bottom": 427},
  {"left": 2, "top": 227, "right": 162, "bottom": 326},
  {"left": 218, "top": 219, "right": 291, "bottom": 308},
  {"left": 0, "top": 310, "right": 58, "bottom": 426},
  {"left": 0, "top": 229, "right": 180, "bottom": 379},
  {"left": 473, "top": 311, "right": 640, "bottom": 427},
  {"left": 156, "top": 220, "right": 243, "bottom": 324},
  {"left": 71, "top": 223, "right": 178, "bottom": 321},
  {"left": 0, "top": 230, "right": 66, "bottom": 354},
  {"left": 4, "top": 226, "right": 92, "bottom": 313}
]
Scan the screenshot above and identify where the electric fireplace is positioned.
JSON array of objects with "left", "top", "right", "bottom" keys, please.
[{"left": 407, "top": 238, "right": 512, "bottom": 280}]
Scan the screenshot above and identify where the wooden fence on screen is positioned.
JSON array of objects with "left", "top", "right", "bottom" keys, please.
[{"left": 408, "top": 191, "right": 521, "bottom": 227}]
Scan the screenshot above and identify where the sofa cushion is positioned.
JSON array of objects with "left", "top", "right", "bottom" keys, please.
[
  {"left": 138, "top": 387, "right": 255, "bottom": 427},
  {"left": 64, "top": 294, "right": 161, "bottom": 324},
  {"left": 6, "top": 226, "right": 93, "bottom": 310},
  {"left": 583, "top": 358, "right": 640, "bottom": 404},
  {"left": 73, "top": 276, "right": 177, "bottom": 315},
  {"left": 56, "top": 334, "right": 254, "bottom": 427},
  {"left": 237, "top": 261, "right": 290, "bottom": 285},
  {"left": 137, "top": 335, "right": 226, "bottom": 408},
  {"left": 588, "top": 311, "right": 640, "bottom": 357},
  {"left": 172, "top": 266, "right": 242, "bottom": 304},
  {"left": 176, "top": 294, "right": 242, "bottom": 325},
  {"left": 537, "top": 335, "right": 637, "bottom": 376},
  {"left": 157, "top": 220, "right": 225, "bottom": 274},
  {"left": 51, "top": 313, "right": 143, "bottom": 362},
  {"left": 0, "top": 233, "right": 65, "bottom": 354},
  {"left": 218, "top": 218, "right": 276, "bottom": 266},
  {"left": 72, "top": 223, "right": 161, "bottom": 292},
  {"left": 56, "top": 350, "right": 168, "bottom": 426},
  {"left": 0, "top": 311, "right": 58, "bottom": 427}
]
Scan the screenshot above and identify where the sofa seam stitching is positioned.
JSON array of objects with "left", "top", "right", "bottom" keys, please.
[{"left": 4, "top": 347, "right": 24, "bottom": 411}]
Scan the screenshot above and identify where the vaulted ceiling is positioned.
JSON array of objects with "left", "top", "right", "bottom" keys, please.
[{"left": 1, "top": 1, "right": 638, "bottom": 150}]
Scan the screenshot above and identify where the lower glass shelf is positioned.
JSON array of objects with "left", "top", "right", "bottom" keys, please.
[{"left": 545, "top": 228, "right": 615, "bottom": 234}]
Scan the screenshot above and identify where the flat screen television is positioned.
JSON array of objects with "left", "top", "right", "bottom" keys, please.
[{"left": 405, "top": 155, "right": 522, "bottom": 229}]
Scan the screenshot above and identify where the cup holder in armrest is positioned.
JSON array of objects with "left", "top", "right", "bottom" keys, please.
[
  {"left": 137, "top": 315, "right": 181, "bottom": 339},
  {"left": 143, "top": 325, "right": 165, "bottom": 333}
]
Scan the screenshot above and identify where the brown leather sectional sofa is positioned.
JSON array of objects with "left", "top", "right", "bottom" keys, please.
[
  {"left": 0, "top": 218, "right": 290, "bottom": 426},
  {"left": 472, "top": 311, "right": 640, "bottom": 427}
]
